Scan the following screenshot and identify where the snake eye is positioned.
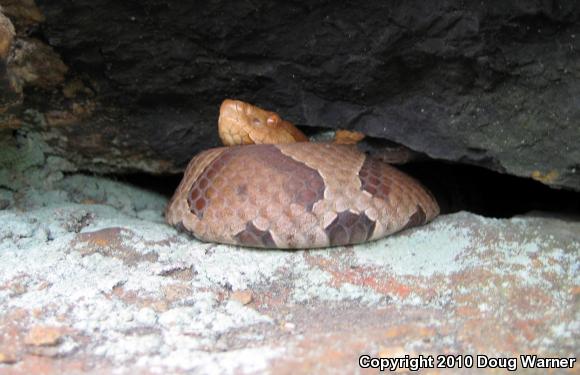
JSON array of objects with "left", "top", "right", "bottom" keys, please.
[
  {"left": 267, "top": 114, "right": 280, "bottom": 126},
  {"left": 252, "top": 117, "right": 262, "bottom": 126}
]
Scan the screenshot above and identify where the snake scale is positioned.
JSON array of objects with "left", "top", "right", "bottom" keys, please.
[{"left": 166, "top": 100, "right": 439, "bottom": 249}]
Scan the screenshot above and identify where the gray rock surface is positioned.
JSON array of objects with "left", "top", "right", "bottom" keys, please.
[
  {"left": 1, "top": 2, "right": 579, "bottom": 373},
  {"left": 0, "top": 174, "right": 578, "bottom": 373},
  {"left": 0, "top": 0, "right": 578, "bottom": 189}
]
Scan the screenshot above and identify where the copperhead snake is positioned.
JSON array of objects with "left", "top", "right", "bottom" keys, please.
[{"left": 165, "top": 99, "right": 439, "bottom": 249}]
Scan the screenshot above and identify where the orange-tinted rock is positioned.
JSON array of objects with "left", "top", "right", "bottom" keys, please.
[{"left": 24, "top": 326, "right": 63, "bottom": 347}]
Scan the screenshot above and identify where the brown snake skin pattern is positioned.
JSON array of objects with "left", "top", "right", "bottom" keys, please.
[{"left": 166, "top": 142, "right": 439, "bottom": 249}]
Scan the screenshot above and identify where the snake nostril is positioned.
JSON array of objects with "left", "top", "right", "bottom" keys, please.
[{"left": 252, "top": 118, "right": 262, "bottom": 126}]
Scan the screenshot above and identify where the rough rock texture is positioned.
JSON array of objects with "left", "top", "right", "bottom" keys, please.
[
  {"left": 0, "top": 0, "right": 578, "bottom": 189},
  {"left": 0, "top": 0, "right": 69, "bottom": 130},
  {"left": 1, "top": 2, "right": 578, "bottom": 373},
  {"left": 0, "top": 175, "right": 578, "bottom": 374}
]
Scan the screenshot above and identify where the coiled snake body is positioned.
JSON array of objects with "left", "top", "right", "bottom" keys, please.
[{"left": 166, "top": 100, "right": 439, "bottom": 249}]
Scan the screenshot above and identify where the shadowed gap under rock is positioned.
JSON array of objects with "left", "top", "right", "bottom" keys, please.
[{"left": 113, "top": 145, "right": 580, "bottom": 220}]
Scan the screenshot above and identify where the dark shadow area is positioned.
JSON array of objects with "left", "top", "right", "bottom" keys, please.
[
  {"left": 109, "top": 172, "right": 184, "bottom": 197},
  {"left": 401, "top": 161, "right": 580, "bottom": 218}
]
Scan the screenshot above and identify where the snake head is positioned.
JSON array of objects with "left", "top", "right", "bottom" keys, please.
[{"left": 219, "top": 99, "right": 308, "bottom": 146}]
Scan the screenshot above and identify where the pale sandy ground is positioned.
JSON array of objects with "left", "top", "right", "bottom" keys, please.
[{"left": 0, "top": 174, "right": 578, "bottom": 374}]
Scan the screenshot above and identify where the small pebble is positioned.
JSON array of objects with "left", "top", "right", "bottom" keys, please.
[
  {"left": 0, "top": 351, "right": 17, "bottom": 364},
  {"left": 230, "top": 290, "right": 253, "bottom": 305},
  {"left": 24, "top": 326, "right": 63, "bottom": 346}
]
